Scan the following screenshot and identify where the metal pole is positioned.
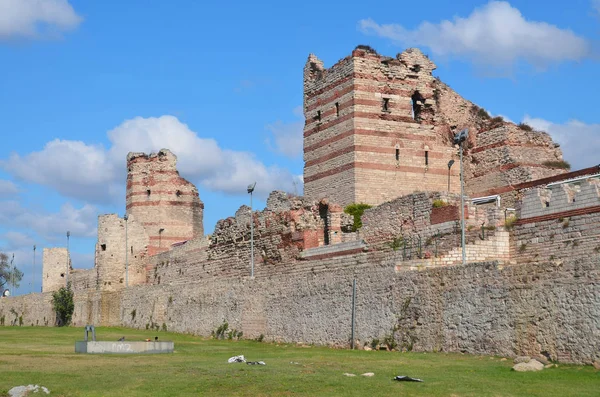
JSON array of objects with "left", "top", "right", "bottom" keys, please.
[
  {"left": 32, "top": 245, "right": 36, "bottom": 293},
  {"left": 250, "top": 191, "right": 254, "bottom": 278},
  {"left": 125, "top": 215, "right": 129, "bottom": 287},
  {"left": 351, "top": 279, "right": 356, "bottom": 350},
  {"left": 459, "top": 144, "right": 466, "bottom": 266},
  {"left": 66, "top": 231, "right": 70, "bottom": 287},
  {"left": 10, "top": 254, "right": 14, "bottom": 296}
]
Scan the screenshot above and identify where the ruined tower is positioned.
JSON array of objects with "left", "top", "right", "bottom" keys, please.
[
  {"left": 126, "top": 149, "right": 204, "bottom": 256},
  {"left": 42, "top": 248, "right": 70, "bottom": 292},
  {"left": 303, "top": 46, "right": 566, "bottom": 206},
  {"left": 303, "top": 47, "right": 459, "bottom": 206}
]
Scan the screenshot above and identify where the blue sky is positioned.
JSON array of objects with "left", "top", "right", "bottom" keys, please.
[{"left": 1, "top": 0, "right": 599, "bottom": 294}]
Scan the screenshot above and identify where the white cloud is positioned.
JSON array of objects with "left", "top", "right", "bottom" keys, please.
[
  {"left": 2, "top": 115, "right": 301, "bottom": 202},
  {"left": 359, "top": 1, "right": 591, "bottom": 69},
  {"left": 1, "top": 231, "right": 35, "bottom": 249},
  {"left": 594, "top": 0, "right": 600, "bottom": 14},
  {"left": 0, "top": 200, "right": 98, "bottom": 240},
  {"left": 265, "top": 120, "right": 304, "bottom": 158},
  {"left": 0, "top": 0, "right": 82, "bottom": 40},
  {"left": 523, "top": 116, "right": 600, "bottom": 170},
  {"left": 0, "top": 180, "right": 18, "bottom": 196},
  {"left": 265, "top": 106, "right": 304, "bottom": 158}
]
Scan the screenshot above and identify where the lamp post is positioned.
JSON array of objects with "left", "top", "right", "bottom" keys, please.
[
  {"left": 66, "top": 231, "right": 70, "bottom": 286},
  {"left": 247, "top": 182, "right": 256, "bottom": 278},
  {"left": 453, "top": 129, "right": 469, "bottom": 266},
  {"left": 158, "top": 228, "right": 164, "bottom": 250},
  {"left": 32, "top": 245, "right": 36, "bottom": 293},
  {"left": 447, "top": 160, "right": 455, "bottom": 192},
  {"left": 124, "top": 215, "right": 129, "bottom": 287}
]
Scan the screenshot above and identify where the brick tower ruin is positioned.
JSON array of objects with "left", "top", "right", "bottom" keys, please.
[
  {"left": 303, "top": 46, "right": 566, "bottom": 206},
  {"left": 303, "top": 47, "right": 459, "bottom": 206},
  {"left": 126, "top": 149, "right": 204, "bottom": 256}
]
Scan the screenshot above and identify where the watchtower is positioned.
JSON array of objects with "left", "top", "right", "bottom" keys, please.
[{"left": 303, "top": 46, "right": 459, "bottom": 206}]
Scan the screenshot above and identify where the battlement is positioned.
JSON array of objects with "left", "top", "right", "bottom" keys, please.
[{"left": 518, "top": 172, "right": 600, "bottom": 222}]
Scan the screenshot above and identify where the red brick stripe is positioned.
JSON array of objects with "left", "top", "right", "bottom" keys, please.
[
  {"left": 304, "top": 162, "right": 448, "bottom": 183},
  {"left": 304, "top": 128, "right": 440, "bottom": 154},
  {"left": 126, "top": 201, "right": 203, "bottom": 209},
  {"left": 148, "top": 236, "right": 192, "bottom": 241},
  {"left": 305, "top": 145, "right": 448, "bottom": 168}
]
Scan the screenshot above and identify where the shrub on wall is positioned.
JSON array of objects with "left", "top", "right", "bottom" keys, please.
[
  {"left": 432, "top": 199, "right": 447, "bottom": 208},
  {"left": 343, "top": 203, "right": 372, "bottom": 231},
  {"left": 51, "top": 282, "right": 74, "bottom": 327},
  {"left": 542, "top": 160, "right": 571, "bottom": 170},
  {"left": 518, "top": 123, "right": 533, "bottom": 131},
  {"left": 504, "top": 215, "right": 518, "bottom": 230}
]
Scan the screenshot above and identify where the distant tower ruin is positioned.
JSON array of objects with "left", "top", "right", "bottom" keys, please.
[
  {"left": 126, "top": 149, "right": 204, "bottom": 256},
  {"left": 42, "top": 248, "right": 70, "bottom": 292}
]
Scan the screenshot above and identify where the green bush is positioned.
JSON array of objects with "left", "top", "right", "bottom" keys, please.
[
  {"left": 344, "top": 203, "right": 372, "bottom": 231},
  {"left": 432, "top": 199, "right": 447, "bottom": 208},
  {"left": 472, "top": 105, "right": 490, "bottom": 120},
  {"left": 504, "top": 215, "right": 518, "bottom": 230},
  {"left": 543, "top": 160, "right": 571, "bottom": 170},
  {"left": 51, "top": 282, "right": 74, "bottom": 327},
  {"left": 518, "top": 123, "right": 533, "bottom": 131}
]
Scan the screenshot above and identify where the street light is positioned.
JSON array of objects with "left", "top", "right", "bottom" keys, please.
[
  {"left": 124, "top": 215, "right": 129, "bottom": 287},
  {"left": 32, "top": 245, "right": 36, "bottom": 293},
  {"left": 247, "top": 182, "right": 256, "bottom": 278},
  {"left": 66, "top": 231, "right": 70, "bottom": 286},
  {"left": 453, "top": 129, "right": 469, "bottom": 266},
  {"left": 447, "top": 160, "right": 455, "bottom": 192}
]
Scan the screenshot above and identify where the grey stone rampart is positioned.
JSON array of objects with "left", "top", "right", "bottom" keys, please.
[{"left": 519, "top": 176, "right": 600, "bottom": 219}]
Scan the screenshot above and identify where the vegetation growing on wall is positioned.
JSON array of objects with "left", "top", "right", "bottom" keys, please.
[
  {"left": 343, "top": 203, "right": 372, "bottom": 231},
  {"left": 543, "top": 160, "right": 571, "bottom": 170},
  {"left": 432, "top": 199, "right": 447, "bottom": 208}
]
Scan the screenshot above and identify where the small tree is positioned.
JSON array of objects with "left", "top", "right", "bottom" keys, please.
[
  {"left": 344, "top": 203, "right": 373, "bottom": 231},
  {"left": 0, "top": 251, "right": 23, "bottom": 291},
  {"left": 52, "top": 282, "right": 74, "bottom": 327}
]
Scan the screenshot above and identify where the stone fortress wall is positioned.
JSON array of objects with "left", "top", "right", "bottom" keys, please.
[{"left": 1, "top": 46, "right": 598, "bottom": 365}]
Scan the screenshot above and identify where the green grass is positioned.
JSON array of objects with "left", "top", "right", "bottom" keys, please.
[{"left": 0, "top": 327, "right": 598, "bottom": 396}]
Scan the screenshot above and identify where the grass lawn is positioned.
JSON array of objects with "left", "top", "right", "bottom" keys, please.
[{"left": 0, "top": 326, "right": 598, "bottom": 396}]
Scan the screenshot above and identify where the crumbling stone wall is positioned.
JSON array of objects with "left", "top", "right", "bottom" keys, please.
[
  {"left": 360, "top": 192, "right": 500, "bottom": 257},
  {"left": 42, "top": 248, "right": 70, "bottom": 293},
  {"left": 148, "top": 192, "right": 328, "bottom": 284},
  {"left": 126, "top": 149, "right": 204, "bottom": 256},
  {"left": 466, "top": 124, "right": 565, "bottom": 197}
]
